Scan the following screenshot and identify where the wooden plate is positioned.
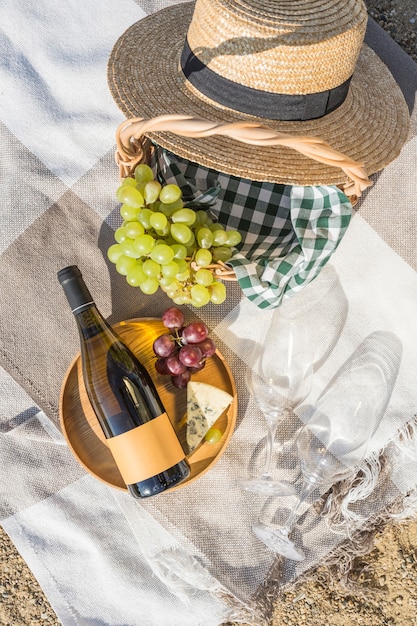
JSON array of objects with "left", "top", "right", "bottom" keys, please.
[{"left": 59, "top": 318, "right": 237, "bottom": 492}]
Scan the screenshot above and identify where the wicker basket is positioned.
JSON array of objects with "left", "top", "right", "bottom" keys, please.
[
  {"left": 114, "top": 114, "right": 372, "bottom": 286},
  {"left": 115, "top": 114, "right": 372, "bottom": 197}
]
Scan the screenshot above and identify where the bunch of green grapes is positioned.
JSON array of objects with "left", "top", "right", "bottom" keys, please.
[{"left": 107, "top": 164, "right": 241, "bottom": 307}]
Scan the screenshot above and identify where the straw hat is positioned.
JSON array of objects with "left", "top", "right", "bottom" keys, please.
[{"left": 107, "top": 0, "right": 410, "bottom": 190}]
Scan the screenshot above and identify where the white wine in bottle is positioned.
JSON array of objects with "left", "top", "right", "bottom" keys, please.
[{"left": 57, "top": 265, "right": 190, "bottom": 498}]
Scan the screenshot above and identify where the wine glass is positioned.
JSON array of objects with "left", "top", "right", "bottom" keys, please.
[
  {"left": 252, "top": 332, "right": 401, "bottom": 560},
  {"left": 239, "top": 318, "right": 313, "bottom": 496}
]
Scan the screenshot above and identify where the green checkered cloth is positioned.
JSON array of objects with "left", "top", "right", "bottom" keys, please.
[{"left": 152, "top": 147, "right": 352, "bottom": 309}]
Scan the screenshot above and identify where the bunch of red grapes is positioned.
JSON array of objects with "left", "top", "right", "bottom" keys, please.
[{"left": 153, "top": 307, "right": 216, "bottom": 388}]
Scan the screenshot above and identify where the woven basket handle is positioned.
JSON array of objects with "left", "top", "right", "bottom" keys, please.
[{"left": 115, "top": 114, "right": 372, "bottom": 200}]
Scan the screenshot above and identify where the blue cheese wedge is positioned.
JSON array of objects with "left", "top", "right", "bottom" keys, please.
[{"left": 186, "top": 381, "right": 233, "bottom": 454}]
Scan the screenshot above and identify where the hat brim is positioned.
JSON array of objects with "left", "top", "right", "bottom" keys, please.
[{"left": 107, "top": 2, "right": 410, "bottom": 187}]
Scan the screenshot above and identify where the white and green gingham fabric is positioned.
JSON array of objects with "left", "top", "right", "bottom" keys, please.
[{"left": 153, "top": 147, "right": 353, "bottom": 309}]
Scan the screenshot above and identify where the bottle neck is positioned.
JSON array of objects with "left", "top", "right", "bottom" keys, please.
[
  {"left": 68, "top": 297, "right": 110, "bottom": 341},
  {"left": 58, "top": 265, "right": 120, "bottom": 345},
  {"left": 58, "top": 266, "right": 95, "bottom": 313},
  {"left": 71, "top": 300, "right": 95, "bottom": 315},
  {"left": 74, "top": 304, "right": 110, "bottom": 340}
]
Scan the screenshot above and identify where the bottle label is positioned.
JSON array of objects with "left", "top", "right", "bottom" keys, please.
[{"left": 106, "top": 413, "right": 186, "bottom": 485}]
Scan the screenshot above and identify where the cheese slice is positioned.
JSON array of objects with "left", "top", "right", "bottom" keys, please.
[{"left": 186, "top": 381, "right": 233, "bottom": 454}]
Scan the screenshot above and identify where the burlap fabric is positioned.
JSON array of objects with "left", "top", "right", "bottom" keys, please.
[{"left": 1, "top": 2, "right": 417, "bottom": 625}]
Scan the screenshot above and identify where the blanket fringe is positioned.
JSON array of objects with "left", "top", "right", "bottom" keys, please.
[
  {"left": 315, "top": 450, "right": 387, "bottom": 538},
  {"left": 287, "top": 495, "right": 411, "bottom": 599},
  {"left": 280, "top": 415, "right": 417, "bottom": 596},
  {"left": 315, "top": 415, "right": 417, "bottom": 536},
  {"left": 227, "top": 416, "right": 417, "bottom": 622}
]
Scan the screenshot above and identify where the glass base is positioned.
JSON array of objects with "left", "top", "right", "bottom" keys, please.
[
  {"left": 252, "top": 522, "right": 305, "bottom": 562},
  {"left": 238, "top": 477, "right": 295, "bottom": 497}
]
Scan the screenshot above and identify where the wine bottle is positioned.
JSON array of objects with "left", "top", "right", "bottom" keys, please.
[{"left": 57, "top": 265, "right": 190, "bottom": 498}]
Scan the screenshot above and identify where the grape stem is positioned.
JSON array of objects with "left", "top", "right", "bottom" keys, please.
[
  {"left": 172, "top": 328, "right": 185, "bottom": 346},
  {"left": 189, "top": 259, "right": 238, "bottom": 281}
]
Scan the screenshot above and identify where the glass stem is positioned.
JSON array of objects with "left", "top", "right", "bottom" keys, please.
[
  {"left": 261, "top": 412, "right": 284, "bottom": 480},
  {"left": 281, "top": 480, "right": 317, "bottom": 535}
]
